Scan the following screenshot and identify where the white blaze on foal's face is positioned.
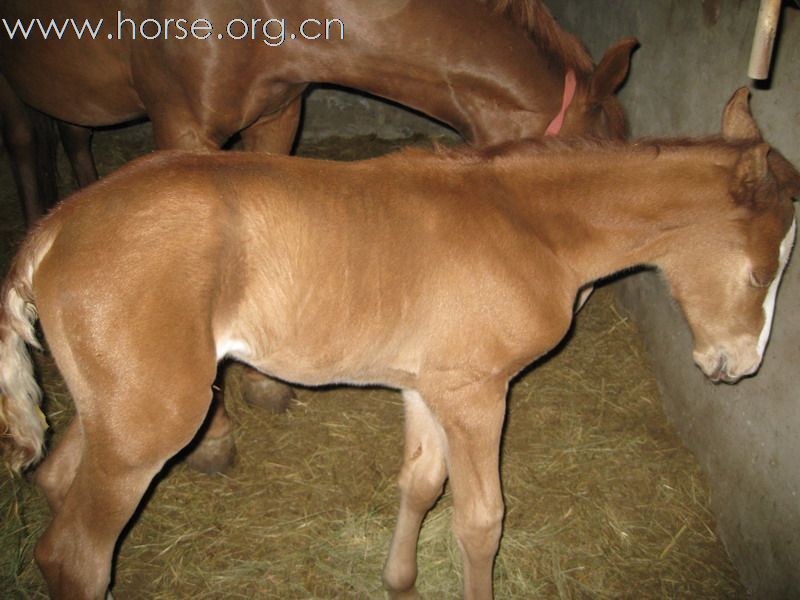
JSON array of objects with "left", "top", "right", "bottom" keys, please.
[
  {"left": 691, "top": 218, "right": 796, "bottom": 383},
  {"left": 756, "top": 219, "right": 796, "bottom": 359}
]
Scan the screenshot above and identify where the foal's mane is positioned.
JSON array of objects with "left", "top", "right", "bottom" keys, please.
[
  {"left": 479, "top": 0, "right": 594, "bottom": 74},
  {"left": 429, "top": 135, "right": 749, "bottom": 164},
  {"left": 428, "top": 135, "right": 799, "bottom": 210}
]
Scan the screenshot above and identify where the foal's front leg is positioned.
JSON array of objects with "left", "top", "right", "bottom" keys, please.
[
  {"left": 383, "top": 391, "right": 448, "bottom": 598},
  {"left": 433, "top": 378, "right": 507, "bottom": 600},
  {"left": 384, "top": 380, "right": 507, "bottom": 600}
]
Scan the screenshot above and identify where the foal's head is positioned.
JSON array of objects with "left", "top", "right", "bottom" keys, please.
[{"left": 667, "top": 89, "right": 798, "bottom": 383}]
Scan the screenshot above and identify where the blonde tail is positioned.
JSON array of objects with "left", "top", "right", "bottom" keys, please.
[{"left": 0, "top": 224, "right": 58, "bottom": 473}]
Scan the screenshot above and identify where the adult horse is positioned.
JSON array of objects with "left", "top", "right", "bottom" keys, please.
[
  {"left": 0, "top": 0, "right": 636, "bottom": 471},
  {"left": 1, "top": 0, "right": 635, "bottom": 217}
]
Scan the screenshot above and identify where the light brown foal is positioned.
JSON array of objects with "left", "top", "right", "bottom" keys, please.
[{"left": 1, "top": 89, "right": 797, "bottom": 599}]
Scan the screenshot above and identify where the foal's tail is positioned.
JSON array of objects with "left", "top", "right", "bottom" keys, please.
[{"left": 0, "top": 221, "right": 59, "bottom": 474}]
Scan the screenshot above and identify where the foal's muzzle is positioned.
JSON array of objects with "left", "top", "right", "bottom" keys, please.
[
  {"left": 694, "top": 344, "right": 761, "bottom": 385},
  {"left": 707, "top": 354, "right": 740, "bottom": 384}
]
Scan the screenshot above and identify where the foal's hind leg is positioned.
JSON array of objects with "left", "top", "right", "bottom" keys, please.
[
  {"left": 31, "top": 306, "right": 218, "bottom": 600},
  {"left": 35, "top": 419, "right": 83, "bottom": 514},
  {"left": 35, "top": 379, "right": 214, "bottom": 600},
  {"left": 383, "top": 390, "right": 447, "bottom": 599}
]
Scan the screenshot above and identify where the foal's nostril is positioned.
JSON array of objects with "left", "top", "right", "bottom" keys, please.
[{"left": 709, "top": 354, "right": 728, "bottom": 383}]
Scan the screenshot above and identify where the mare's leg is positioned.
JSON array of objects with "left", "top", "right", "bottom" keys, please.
[
  {"left": 239, "top": 95, "right": 302, "bottom": 153},
  {"left": 238, "top": 368, "right": 296, "bottom": 413},
  {"left": 182, "top": 386, "right": 236, "bottom": 473},
  {"left": 429, "top": 377, "right": 507, "bottom": 600},
  {"left": 0, "top": 75, "right": 58, "bottom": 226},
  {"left": 57, "top": 122, "right": 98, "bottom": 188},
  {"left": 235, "top": 97, "right": 304, "bottom": 412},
  {"left": 383, "top": 391, "right": 448, "bottom": 599}
]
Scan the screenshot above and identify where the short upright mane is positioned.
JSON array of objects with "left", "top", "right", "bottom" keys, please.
[
  {"left": 429, "top": 135, "right": 749, "bottom": 164},
  {"left": 480, "top": 0, "right": 594, "bottom": 74}
]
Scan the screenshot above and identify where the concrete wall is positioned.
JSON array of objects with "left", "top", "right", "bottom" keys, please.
[{"left": 543, "top": 1, "right": 800, "bottom": 597}]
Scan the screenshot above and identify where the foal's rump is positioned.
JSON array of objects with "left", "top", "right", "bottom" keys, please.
[
  {"left": 0, "top": 149, "right": 398, "bottom": 472},
  {"left": 0, "top": 153, "right": 228, "bottom": 472}
]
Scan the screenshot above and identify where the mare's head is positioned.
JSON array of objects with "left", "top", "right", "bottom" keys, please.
[
  {"left": 554, "top": 37, "right": 638, "bottom": 140},
  {"left": 465, "top": 1, "right": 637, "bottom": 143},
  {"left": 667, "top": 89, "right": 798, "bottom": 383}
]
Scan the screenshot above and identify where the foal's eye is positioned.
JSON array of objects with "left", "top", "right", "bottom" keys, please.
[{"left": 749, "top": 269, "right": 773, "bottom": 288}]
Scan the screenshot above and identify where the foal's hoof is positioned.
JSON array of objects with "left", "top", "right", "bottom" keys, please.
[
  {"left": 386, "top": 587, "right": 423, "bottom": 600},
  {"left": 240, "top": 372, "right": 296, "bottom": 413},
  {"left": 184, "top": 431, "right": 236, "bottom": 474}
]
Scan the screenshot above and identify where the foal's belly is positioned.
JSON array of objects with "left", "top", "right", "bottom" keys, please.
[{"left": 217, "top": 328, "right": 419, "bottom": 391}]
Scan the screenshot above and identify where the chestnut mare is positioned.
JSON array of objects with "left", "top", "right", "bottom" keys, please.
[
  {"left": 0, "top": 0, "right": 635, "bottom": 224},
  {"left": 0, "top": 0, "right": 637, "bottom": 473},
  {"left": 1, "top": 89, "right": 797, "bottom": 599}
]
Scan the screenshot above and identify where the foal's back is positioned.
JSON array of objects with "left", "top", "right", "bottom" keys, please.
[{"left": 30, "top": 150, "right": 576, "bottom": 389}]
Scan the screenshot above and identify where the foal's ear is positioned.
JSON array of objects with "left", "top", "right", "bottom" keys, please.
[
  {"left": 731, "top": 143, "right": 771, "bottom": 204},
  {"left": 589, "top": 37, "right": 638, "bottom": 102},
  {"left": 722, "top": 88, "right": 762, "bottom": 142},
  {"left": 767, "top": 150, "right": 800, "bottom": 201}
]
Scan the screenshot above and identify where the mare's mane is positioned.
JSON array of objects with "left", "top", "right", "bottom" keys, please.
[{"left": 479, "top": 0, "right": 594, "bottom": 74}]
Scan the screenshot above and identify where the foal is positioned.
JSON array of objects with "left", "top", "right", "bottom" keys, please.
[{"left": 1, "top": 89, "right": 797, "bottom": 599}]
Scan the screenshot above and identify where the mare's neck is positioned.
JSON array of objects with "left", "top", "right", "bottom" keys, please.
[
  {"left": 294, "top": 0, "right": 569, "bottom": 143},
  {"left": 501, "top": 147, "right": 733, "bottom": 286}
]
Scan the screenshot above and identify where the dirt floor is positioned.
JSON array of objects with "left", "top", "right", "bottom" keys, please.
[{"left": 0, "top": 126, "right": 747, "bottom": 598}]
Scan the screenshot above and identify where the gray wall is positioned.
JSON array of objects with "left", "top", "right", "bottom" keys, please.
[{"left": 544, "top": 1, "right": 800, "bottom": 597}]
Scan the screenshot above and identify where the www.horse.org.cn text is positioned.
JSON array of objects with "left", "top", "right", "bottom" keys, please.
[{"left": 2, "top": 12, "right": 346, "bottom": 46}]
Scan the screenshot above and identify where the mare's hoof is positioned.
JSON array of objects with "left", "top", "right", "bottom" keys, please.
[
  {"left": 184, "top": 431, "right": 236, "bottom": 474},
  {"left": 240, "top": 372, "right": 296, "bottom": 413}
]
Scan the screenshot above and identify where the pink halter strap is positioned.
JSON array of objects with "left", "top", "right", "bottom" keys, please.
[{"left": 544, "top": 69, "right": 577, "bottom": 136}]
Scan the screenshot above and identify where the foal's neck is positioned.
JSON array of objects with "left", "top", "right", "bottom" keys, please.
[{"left": 504, "top": 146, "right": 735, "bottom": 286}]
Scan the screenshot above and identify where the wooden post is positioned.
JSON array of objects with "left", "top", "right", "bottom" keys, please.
[{"left": 748, "top": 0, "right": 783, "bottom": 80}]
